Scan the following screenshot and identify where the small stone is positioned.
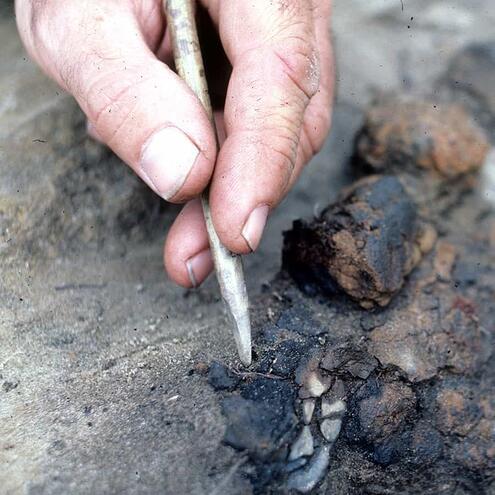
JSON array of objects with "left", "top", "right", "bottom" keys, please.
[
  {"left": 289, "top": 426, "right": 314, "bottom": 461},
  {"left": 207, "top": 361, "right": 239, "bottom": 391},
  {"left": 299, "top": 371, "right": 331, "bottom": 398},
  {"left": 321, "top": 398, "right": 346, "bottom": 418},
  {"left": 287, "top": 445, "right": 331, "bottom": 493},
  {"left": 320, "top": 418, "right": 342, "bottom": 442},
  {"left": 302, "top": 399, "right": 316, "bottom": 424}
]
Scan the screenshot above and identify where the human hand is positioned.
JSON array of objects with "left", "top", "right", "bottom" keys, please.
[{"left": 16, "top": 0, "right": 334, "bottom": 287}]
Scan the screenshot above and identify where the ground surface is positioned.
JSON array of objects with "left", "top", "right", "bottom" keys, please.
[{"left": 1, "top": 1, "right": 494, "bottom": 494}]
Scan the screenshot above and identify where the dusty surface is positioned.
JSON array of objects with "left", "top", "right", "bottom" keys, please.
[{"left": 1, "top": 1, "right": 495, "bottom": 494}]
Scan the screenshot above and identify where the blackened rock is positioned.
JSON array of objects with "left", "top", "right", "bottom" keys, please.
[
  {"left": 221, "top": 378, "right": 297, "bottom": 460},
  {"left": 276, "top": 306, "right": 327, "bottom": 336},
  {"left": 321, "top": 344, "right": 379, "bottom": 379},
  {"left": 346, "top": 377, "right": 416, "bottom": 445},
  {"left": 283, "top": 176, "right": 430, "bottom": 308},
  {"left": 207, "top": 361, "right": 240, "bottom": 391}
]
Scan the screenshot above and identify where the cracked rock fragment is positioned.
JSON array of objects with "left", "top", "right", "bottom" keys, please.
[{"left": 283, "top": 175, "right": 434, "bottom": 308}]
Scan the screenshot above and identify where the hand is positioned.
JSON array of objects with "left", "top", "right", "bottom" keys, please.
[{"left": 16, "top": 0, "right": 334, "bottom": 288}]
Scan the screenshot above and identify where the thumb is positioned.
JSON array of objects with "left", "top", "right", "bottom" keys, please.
[{"left": 17, "top": 0, "right": 216, "bottom": 202}]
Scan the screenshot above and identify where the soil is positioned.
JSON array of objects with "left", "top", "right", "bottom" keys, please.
[{"left": 1, "top": 1, "right": 495, "bottom": 494}]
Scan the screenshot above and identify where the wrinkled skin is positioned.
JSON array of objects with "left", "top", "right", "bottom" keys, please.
[{"left": 15, "top": 0, "right": 334, "bottom": 287}]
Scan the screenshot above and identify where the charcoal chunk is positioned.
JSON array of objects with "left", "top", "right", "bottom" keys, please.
[{"left": 222, "top": 378, "right": 297, "bottom": 460}]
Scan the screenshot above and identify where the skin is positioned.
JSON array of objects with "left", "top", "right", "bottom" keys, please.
[{"left": 15, "top": 0, "right": 334, "bottom": 288}]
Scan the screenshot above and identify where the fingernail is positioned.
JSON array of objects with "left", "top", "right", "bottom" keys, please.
[
  {"left": 140, "top": 127, "right": 200, "bottom": 200},
  {"left": 86, "top": 121, "right": 102, "bottom": 142},
  {"left": 241, "top": 204, "right": 269, "bottom": 252},
  {"left": 186, "top": 249, "right": 214, "bottom": 288}
]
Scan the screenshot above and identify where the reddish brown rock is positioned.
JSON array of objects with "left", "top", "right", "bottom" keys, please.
[{"left": 354, "top": 95, "right": 489, "bottom": 179}]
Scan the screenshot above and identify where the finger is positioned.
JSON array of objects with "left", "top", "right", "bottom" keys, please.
[
  {"left": 164, "top": 199, "right": 213, "bottom": 288},
  {"left": 208, "top": 0, "right": 321, "bottom": 253},
  {"left": 16, "top": 0, "right": 216, "bottom": 203},
  {"left": 286, "top": 0, "right": 335, "bottom": 191}
]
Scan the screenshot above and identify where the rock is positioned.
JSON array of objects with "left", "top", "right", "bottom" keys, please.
[
  {"left": 221, "top": 378, "right": 297, "bottom": 460},
  {"left": 298, "top": 370, "right": 332, "bottom": 399},
  {"left": 354, "top": 95, "right": 489, "bottom": 178},
  {"left": 321, "top": 398, "right": 346, "bottom": 418},
  {"left": 283, "top": 175, "right": 431, "bottom": 308},
  {"left": 287, "top": 445, "right": 331, "bottom": 493},
  {"left": 302, "top": 399, "right": 316, "bottom": 425},
  {"left": 207, "top": 361, "right": 239, "bottom": 391},
  {"left": 346, "top": 378, "right": 416, "bottom": 445},
  {"left": 320, "top": 418, "right": 342, "bottom": 443},
  {"left": 288, "top": 426, "right": 314, "bottom": 461},
  {"left": 320, "top": 344, "right": 378, "bottom": 379}
]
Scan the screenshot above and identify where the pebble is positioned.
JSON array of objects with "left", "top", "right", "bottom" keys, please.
[
  {"left": 300, "top": 371, "right": 331, "bottom": 398},
  {"left": 302, "top": 399, "right": 316, "bottom": 424},
  {"left": 289, "top": 426, "right": 314, "bottom": 461},
  {"left": 320, "top": 418, "right": 342, "bottom": 443},
  {"left": 287, "top": 445, "right": 331, "bottom": 493},
  {"left": 321, "top": 398, "right": 346, "bottom": 418}
]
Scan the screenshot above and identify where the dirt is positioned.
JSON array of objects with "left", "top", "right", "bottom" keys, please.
[{"left": 2, "top": 1, "right": 495, "bottom": 494}]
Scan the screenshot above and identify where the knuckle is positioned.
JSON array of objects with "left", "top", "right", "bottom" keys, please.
[{"left": 273, "top": 35, "right": 320, "bottom": 101}]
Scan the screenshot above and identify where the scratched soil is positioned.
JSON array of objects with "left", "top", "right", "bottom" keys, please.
[{"left": 1, "top": 1, "right": 495, "bottom": 494}]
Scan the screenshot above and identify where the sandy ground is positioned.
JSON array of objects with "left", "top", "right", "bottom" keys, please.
[{"left": 1, "top": 1, "right": 494, "bottom": 493}]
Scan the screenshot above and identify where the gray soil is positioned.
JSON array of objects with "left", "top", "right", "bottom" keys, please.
[{"left": 1, "top": 1, "right": 494, "bottom": 494}]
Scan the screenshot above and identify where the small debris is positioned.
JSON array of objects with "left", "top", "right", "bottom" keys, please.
[
  {"left": 287, "top": 445, "right": 331, "bottom": 493},
  {"left": 321, "top": 398, "right": 346, "bottom": 418},
  {"left": 320, "top": 418, "right": 342, "bottom": 442},
  {"left": 288, "top": 426, "right": 314, "bottom": 461},
  {"left": 302, "top": 399, "right": 316, "bottom": 424},
  {"left": 299, "top": 370, "right": 331, "bottom": 399},
  {"left": 2, "top": 381, "right": 19, "bottom": 393}
]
